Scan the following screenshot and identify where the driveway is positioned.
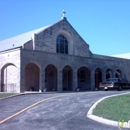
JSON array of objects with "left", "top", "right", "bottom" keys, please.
[{"left": 0, "top": 90, "right": 129, "bottom": 130}]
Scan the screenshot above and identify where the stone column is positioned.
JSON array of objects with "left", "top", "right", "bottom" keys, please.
[
  {"left": 39, "top": 68, "right": 45, "bottom": 92},
  {"left": 0, "top": 69, "right": 1, "bottom": 92},
  {"left": 16, "top": 67, "right": 21, "bottom": 93},
  {"left": 109, "top": 70, "right": 113, "bottom": 78},
  {"left": 20, "top": 65, "right": 25, "bottom": 93},
  {"left": 122, "top": 71, "right": 124, "bottom": 78},
  {"left": 102, "top": 70, "right": 106, "bottom": 82},
  {"left": 112, "top": 70, "right": 115, "bottom": 78},
  {"left": 57, "top": 70, "right": 62, "bottom": 92},
  {"left": 91, "top": 70, "right": 95, "bottom": 90},
  {"left": 73, "top": 70, "right": 77, "bottom": 91}
]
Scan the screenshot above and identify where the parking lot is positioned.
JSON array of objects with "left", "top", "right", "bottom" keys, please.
[{"left": 0, "top": 90, "right": 130, "bottom": 130}]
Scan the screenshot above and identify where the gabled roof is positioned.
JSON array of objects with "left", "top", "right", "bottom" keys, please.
[
  {"left": 0, "top": 18, "right": 71, "bottom": 52},
  {"left": 0, "top": 18, "right": 90, "bottom": 53},
  {"left": 0, "top": 25, "right": 51, "bottom": 52},
  {"left": 111, "top": 53, "right": 130, "bottom": 59}
]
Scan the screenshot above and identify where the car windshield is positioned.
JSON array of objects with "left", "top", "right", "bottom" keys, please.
[{"left": 106, "top": 78, "right": 117, "bottom": 82}]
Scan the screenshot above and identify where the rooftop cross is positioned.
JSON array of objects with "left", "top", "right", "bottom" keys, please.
[
  {"left": 62, "top": 10, "right": 66, "bottom": 17},
  {"left": 62, "top": 10, "right": 67, "bottom": 19}
]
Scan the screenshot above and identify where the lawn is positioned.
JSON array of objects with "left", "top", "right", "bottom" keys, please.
[
  {"left": 93, "top": 94, "right": 130, "bottom": 121},
  {"left": 0, "top": 93, "right": 17, "bottom": 98}
]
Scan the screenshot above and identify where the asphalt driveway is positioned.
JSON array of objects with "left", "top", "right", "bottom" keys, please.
[{"left": 0, "top": 90, "right": 130, "bottom": 130}]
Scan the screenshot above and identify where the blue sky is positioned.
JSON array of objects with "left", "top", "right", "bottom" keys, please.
[{"left": 0, "top": 0, "right": 130, "bottom": 55}]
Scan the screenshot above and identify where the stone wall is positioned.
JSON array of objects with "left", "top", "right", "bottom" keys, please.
[
  {"left": 33, "top": 19, "right": 91, "bottom": 57},
  {"left": 23, "top": 40, "right": 33, "bottom": 50},
  {"left": 21, "top": 49, "right": 130, "bottom": 92}
]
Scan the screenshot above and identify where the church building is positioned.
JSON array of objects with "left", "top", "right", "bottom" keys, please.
[{"left": 0, "top": 11, "right": 130, "bottom": 93}]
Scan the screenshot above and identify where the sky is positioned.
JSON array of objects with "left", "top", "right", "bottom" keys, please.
[{"left": 0, "top": 0, "right": 130, "bottom": 56}]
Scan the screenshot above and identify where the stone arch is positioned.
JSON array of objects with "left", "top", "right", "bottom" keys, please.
[
  {"left": 25, "top": 63, "right": 40, "bottom": 91},
  {"left": 77, "top": 67, "right": 91, "bottom": 90},
  {"left": 1, "top": 63, "right": 17, "bottom": 92},
  {"left": 45, "top": 64, "right": 57, "bottom": 91},
  {"left": 95, "top": 68, "right": 102, "bottom": 88},
  {"left": 115, "top": 69, "right": 122, "bottom": 78},
  {"left": 24, "top": 61, "right": 41, "bottom": 70},
  {"left": 62, "top": 65, "right": 73, "bottom": 91},
  {"left": 106, "top": 68, "right": 113, "bottom": 79}
]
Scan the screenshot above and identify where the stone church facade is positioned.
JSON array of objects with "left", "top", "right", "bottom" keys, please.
[{"left": 0, "top": 16, "right": 130, "bottom": 93}]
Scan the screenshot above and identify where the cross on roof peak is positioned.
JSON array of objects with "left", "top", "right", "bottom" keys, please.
[{"left": 62, "top": 10, "right": 67, "bottom": 19}]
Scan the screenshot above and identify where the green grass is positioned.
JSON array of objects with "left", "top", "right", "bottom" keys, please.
[
  {"left": 0, "top": 93, "right": 17, "bottom": 98},
  {"left": 93, "top": 94, "right": 130, "bottom": 121}
]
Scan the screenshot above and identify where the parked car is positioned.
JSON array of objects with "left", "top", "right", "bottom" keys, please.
[{"left": 99, "top": 78, "right": 130, "bottom": 91}]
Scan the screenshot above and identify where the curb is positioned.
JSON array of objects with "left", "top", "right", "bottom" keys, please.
[
  {"left": 0, "top": 91, "right": 96, "bottom": 100},
  {"left": 0, "top": 92, "right": 57, "bottom": 100},
  {"left": 0, "top": 93, "right": 24, "bottom": 100},
  {"left": 87, "top": 91, "right": 130, "bottom": 127}
]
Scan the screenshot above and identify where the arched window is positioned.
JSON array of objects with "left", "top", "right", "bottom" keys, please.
[{"left": 56, "top": 35, "right": 68, "bottom": 54}]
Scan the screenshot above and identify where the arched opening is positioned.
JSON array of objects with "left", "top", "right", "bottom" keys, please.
[
  {"left": 115, "top": 69, "right": 122, "bottom": 78},
  {"left": 25, "top": 63, "right": 40, "bottom": 91},
  {"left": 62, "top": 66, "right": 73, "bottom": 91},
  {"left": 1, "top": 63, "right": 17, "bottom": 92},
  {"left": 106, "top": 69, "right": 113, "bottom": 79},
  {"left": 95, "top": 68, "right": 102, "bottom": 88},
  {"left": 56, "top": 34, "right": 68, "bottom": 54},
  {"left": 45, "top": 64, "right": 57, "bottom": 91},
  {"left": 77, "top": 67, "right": 91, "bottom": 90}
]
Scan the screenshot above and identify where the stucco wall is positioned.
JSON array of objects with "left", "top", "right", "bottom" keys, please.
[{"left": 0, "top": 49, "right": 21, "bottom": 92}]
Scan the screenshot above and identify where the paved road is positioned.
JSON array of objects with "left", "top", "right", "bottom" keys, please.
[{"left": 0, "top": 91, "right": 130, "bottom": 130}]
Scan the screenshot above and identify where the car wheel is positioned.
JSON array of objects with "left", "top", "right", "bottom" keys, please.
[{"left": 118, "top": 86, "right": 122, "bottom": 91}]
